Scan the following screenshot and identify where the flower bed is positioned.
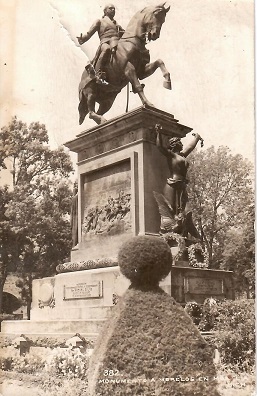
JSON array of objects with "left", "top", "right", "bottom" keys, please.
[{"left": 0, "top": 345, "right": 89, "bottom": 380}]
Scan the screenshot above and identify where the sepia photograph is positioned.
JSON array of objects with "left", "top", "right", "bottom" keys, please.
[{"left": 0, "top": 0, "right": 255, "bottom": 395}]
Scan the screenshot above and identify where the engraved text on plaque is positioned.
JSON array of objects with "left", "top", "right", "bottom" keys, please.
[
  {"left": 63, "top": 281, "right": 103, "bottom": 300},
  {"left": 185, "top": 277, "right": 223, "bottom": 295}
]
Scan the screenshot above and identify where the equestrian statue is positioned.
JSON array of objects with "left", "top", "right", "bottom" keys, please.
[{"left": 77, "top": 3, "right": 171, "bottom": 125}]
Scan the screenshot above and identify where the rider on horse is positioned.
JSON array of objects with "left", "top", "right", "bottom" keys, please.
[
  {"left": 77, "top": 3, "right": 171, "bottom": 126},
  {"left": 77, "top": 4, "right": 124, "bottom": 84}
]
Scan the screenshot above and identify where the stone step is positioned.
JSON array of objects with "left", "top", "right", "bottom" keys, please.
[
  {"left": 30, "top": 305, "right": 114, "bottom": 321},
  {"left": 1, "top": 319, "right": 106, "bottom": 337}
]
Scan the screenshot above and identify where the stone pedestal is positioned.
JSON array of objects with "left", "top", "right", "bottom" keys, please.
[
  {"left": 1, "top": 106, "right": 234, "bottom": 339},
  {"left": 66, "top": 105, "right": 192, "bottom": 262}
]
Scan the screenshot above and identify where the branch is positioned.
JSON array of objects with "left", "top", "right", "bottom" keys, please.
[{"left": 215, "top": 173, "right": 237, "bottom": 209}]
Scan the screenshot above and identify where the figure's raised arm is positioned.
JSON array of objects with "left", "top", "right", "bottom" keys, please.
[
  {"left": 77, "top": 19, "right": 101, "bottom": 45},
  {"left": 155, "top": 124, "right": 169, "bottom": 156},
  {"left": 181, "top": 133, "right": 203, "bottom": 157}
]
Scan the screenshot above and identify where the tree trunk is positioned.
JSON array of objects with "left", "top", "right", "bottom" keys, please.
[
  {"left": 0, "top": 279, "right": 4, "bottom": 314},
  {"left": 26, "top": 273, "right": 33, "bottom": 320},
  {"left": 207, "top": 243, "right": 213, "bottom": 268},
  {"left": 0, "top": 265, "right": 7, "bottom": 314},
  {"left": 26, "top": 299, "right": 31, "bottom": 320}
]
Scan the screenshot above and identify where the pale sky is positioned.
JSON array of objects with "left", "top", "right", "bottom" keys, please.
[{"left": 0, "top": 0, "right": 255, "bottom": 181}]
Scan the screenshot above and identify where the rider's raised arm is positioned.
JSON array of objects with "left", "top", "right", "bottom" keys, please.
[
  {"left": 77, "top": 19, "right": 101, "bottom": 44},
  {"left": 181, "top": 133, "right": 201, "bottom": 157}
]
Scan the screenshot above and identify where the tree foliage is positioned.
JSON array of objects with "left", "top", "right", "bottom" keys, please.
[
  {"left": 0, "top": 117, "right": 74, "bottom": 314},
  {"left": 187, "top": 146, "right": 254, "bottom": 268},
  {"left": 0, "top": 117, "right": 72, "bottom": 186},
  {"left": 220, "top": 204, "right": 255, "bottom": 298}
]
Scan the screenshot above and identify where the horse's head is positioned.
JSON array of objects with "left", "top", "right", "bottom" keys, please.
[{"left": 143, "top": 3, "right": 170, "bottom": 41}]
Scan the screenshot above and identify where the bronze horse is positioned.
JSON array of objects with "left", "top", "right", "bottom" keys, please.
[{"left": 78, "top": 3, "right": 171, "bottom": 125}]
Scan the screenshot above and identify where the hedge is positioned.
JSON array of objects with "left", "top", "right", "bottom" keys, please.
[{"left": 87, "top": 236, "right": 220, "bottom": 395}]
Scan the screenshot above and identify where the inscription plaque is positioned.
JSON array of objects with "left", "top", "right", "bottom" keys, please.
[
  {"left": 63, "top": 281, "right": 103, "bottom": 300},
  {"left": 185, "top": 277, "right": 223, "bottom": 295}
]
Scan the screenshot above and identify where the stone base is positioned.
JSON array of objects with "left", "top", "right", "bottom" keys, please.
[
  {"left": 171, "top": 266, "right": 234, "bottom": 304},
  {"left": 1, "top": 319, "right": 105, "bottom": 341},
  {"left": 29, "top": 266, "right": 171, "bottom": 321},
  {"left": 1, "top": 265, "right": 172, "bottom": 339},
  {"left": 30, "top": 267, "right": 127, "bottom": 321},
  {"left": 1, "top": 264, "right": 234, "bottom": 339}
]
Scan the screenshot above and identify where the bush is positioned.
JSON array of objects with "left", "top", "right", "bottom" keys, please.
[
  {"left": 184, "top": 298, "right": 220, "bottom": 331},
  {"left": 0, "top": 346, "right": 17, "bottom": 371},
  {"left": 198, "top": 298, "right": 219, "bottom": 331},
  {"left": 118, "top": 235, "right": 172, "bottom": 287},
  {"left": 0, "top": 344, "right": 90, "bottom": 379},
  {"left": 45, "top": 347, "right": 88, "bottom": 380},
  {"left": 185, "top": 298, "right": 255, "bottom": 370},
  {"left": 0, "top": 346, "right": 47, "bottom": 373},
  {"left": 0, "top": 350, "right": 14, "bottom": 371},
  {"left": 0, "top": 335, "right": 94, "bottom": 349},
  {"left": 0, "top": 336, "right": 14, "bottom": 348},
  {"left": 88, "top": 287, "right": 219, "bottom": 396},
  {"left": 213, "top": 299, "right": 255, "bottom": 370},
  {"left": 87, "top": 236, "right": 219, "bottom": 395},
  {"left": 32, "top": 336, "right": 67, "bottom": 349},
  {"left": 11, "top": 351, "right": 46, "bottom": 374},
  {"left": 184, "top": 301, "right": 202, "bottom": 325}
]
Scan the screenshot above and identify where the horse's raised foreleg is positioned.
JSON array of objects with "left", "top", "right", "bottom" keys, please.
[
  {"left": 87, "top": 90, "right": 107, "bottom": 125},
  {"left": 124, "top": 62, "right": 154, "bottom": 107},
  {"left": 140, "top": 59, "right": 172, "bottom": 90},
  {"left": 97, "top": 96, "right": 116, "bottom": 118}
]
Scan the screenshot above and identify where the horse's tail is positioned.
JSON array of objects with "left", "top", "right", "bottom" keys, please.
[
  {"left": 78, "top": 89, "right": 88, "bottom": 125},
  {"left": 78, "top": 66, "right": 94, "bottom": 125}
]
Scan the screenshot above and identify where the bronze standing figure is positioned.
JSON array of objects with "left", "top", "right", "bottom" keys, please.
[{"left": 154, "top": 125, "right": 203, "bottom": 239}]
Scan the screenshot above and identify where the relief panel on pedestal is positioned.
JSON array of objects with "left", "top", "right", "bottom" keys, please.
[{"left": 82, "top": 160, "right": 132, "bottom": 241}]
